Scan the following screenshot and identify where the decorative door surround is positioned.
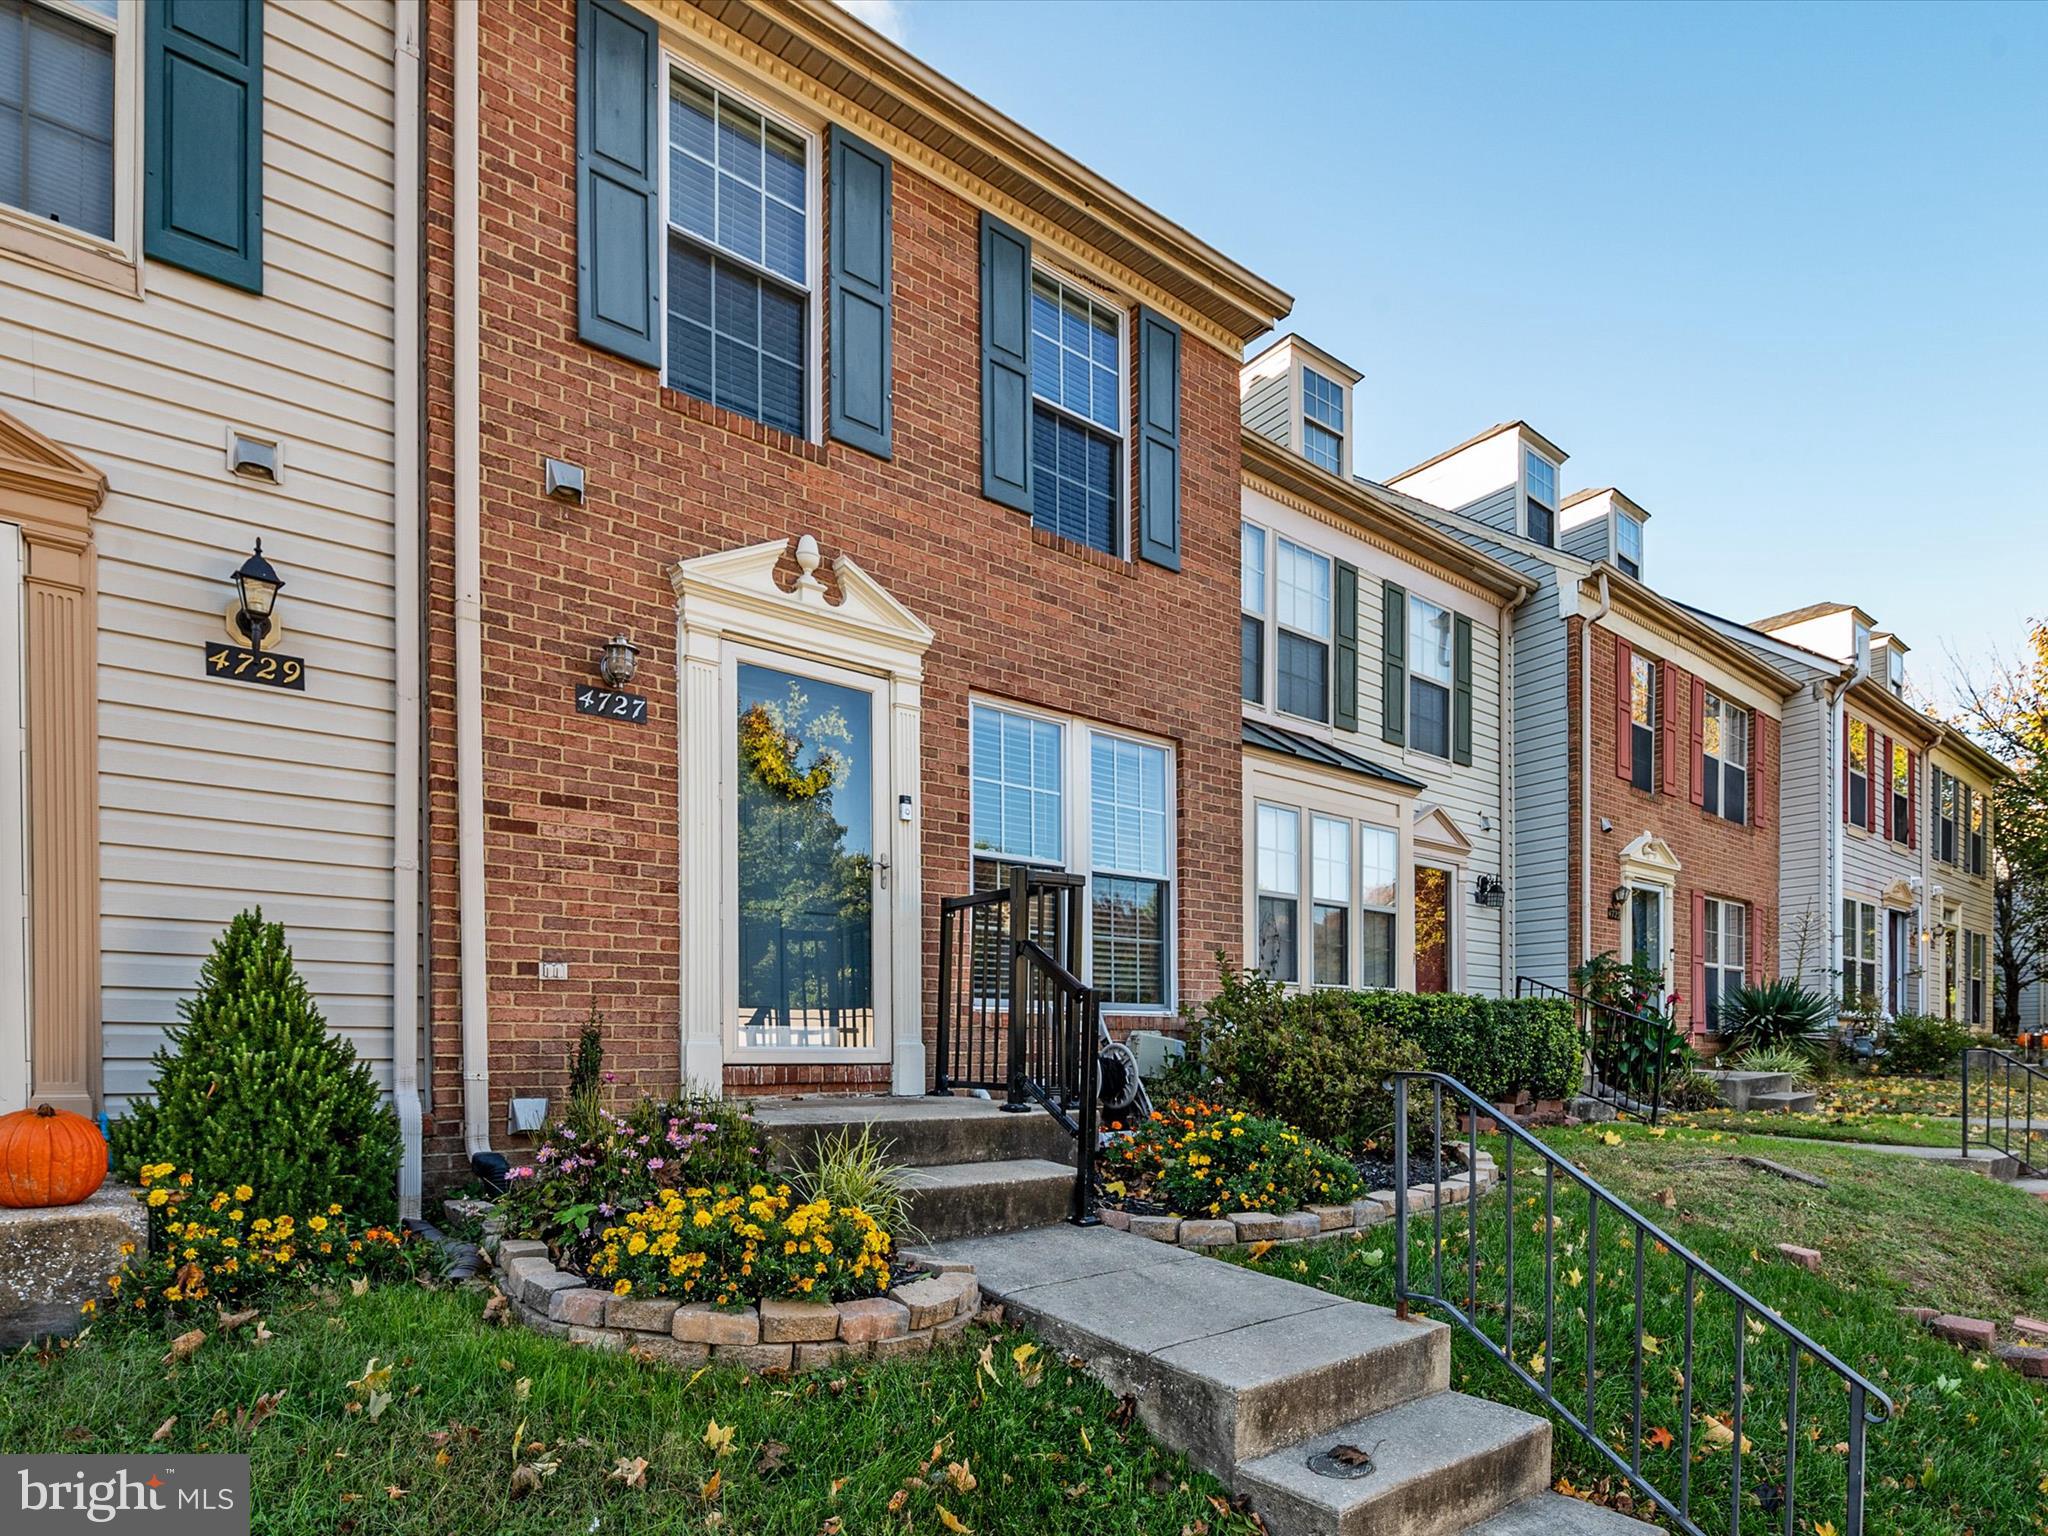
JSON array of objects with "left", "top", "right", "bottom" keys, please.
[
  {"left": 671, "top": 535, "right": 934, "bottom": 1096},
  {"left": 0, "top": 408, "right": 107, "bottom": 1114}
]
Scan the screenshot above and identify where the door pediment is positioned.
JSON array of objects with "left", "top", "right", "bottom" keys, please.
[
  {"left": 1412, "top": 802, "right": 1473, "bottom": 856},
  {"left": 672, "top": 534, "right": 933, "bottom": 678},
  {"left": 1617, "top": 831, "right": 1681, "bottom": 881}
]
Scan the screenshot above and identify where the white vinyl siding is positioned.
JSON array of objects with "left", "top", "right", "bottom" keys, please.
[{"left": 0, "top": 2, "right": 403, "bottom": 1110}]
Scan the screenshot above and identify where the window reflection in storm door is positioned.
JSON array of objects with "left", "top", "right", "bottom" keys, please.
[
  {"left": 1887, "top": 912, "right": 1911, "bottom": 1016},
  {"left": 1628, "top": 887, "right": 1665, "bottom": 1000},
  {"left": 731, "top": 659, "right": 883, "bottom": 1054},
  {"left": 1413, "top": 865, "right": 1451, "bottom": 994}
]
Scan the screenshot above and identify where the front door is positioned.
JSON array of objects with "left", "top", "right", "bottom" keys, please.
[
  {"left": 1413, "top": 864, "right": 1451, "bottom": 993},
  {"left": 727, "top": 654, "right": 889, "bottom": 1063},
  {"left": 1887, "top": 911, "right": 1911, "bottom": 1016},
  {"left": 1629, "top": 886, "right": 1666, "bottom": 1001}
]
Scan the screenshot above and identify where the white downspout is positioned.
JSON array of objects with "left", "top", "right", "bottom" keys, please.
[
  {"left": 454, "top": 0, "right": 494, "bottom": 1164},
  {"left": 390, "top": 0, "right": 425, "bottom": 1217},
  {"left": 1825, "top": 647, "right": 1869, "bottom": 1001},
  {"left": 1579, "top": 572, "right": 1612, "bottom": 966},
  {"left": 1498, "top": 585, "right": 1527, "bottom": 995}
]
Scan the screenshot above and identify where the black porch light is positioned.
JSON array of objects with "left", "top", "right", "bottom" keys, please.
[
  {"left": 231, "top": 540, "right": 286, "bottom": 649},
  {"left": 599, "top": 633, "right": 641, "bottom": 689}
]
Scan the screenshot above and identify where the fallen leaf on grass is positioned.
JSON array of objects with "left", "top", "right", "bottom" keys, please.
[
  {"left": 151, "top": 1416, "right": 177, "bottom": 1443},
  {"left": 236, "top": 1390, "right": 286, "bottom": 1435},
  {"left": 937, "top": 1505, "right": 973, "bottom": 1534},
  {"left": 163, "top": 1330, "right": 207, "bottom": 1364},
  {"left": 217, "top": 1306, "right": 261, "bottom": 1334},
  {"left": 755, "top": 1441, "right": 790, "bottom": 1478},
  {"left": 608, "top": 1456, "right": 649, "bottom": 1488},
  {"left": 887, "top": 1488, "right": 911, "bottom": 1515},
  {"left": 513, "top": 1376, "right": 531, "bottom": 1403},
  {"left": 703, "top": 1419, "right": 735, "bottom": 1457},
  {"left": 1645, "top": 1425, "right": 1674, "bottom": 1450},
  {"left": 385, "top": 1486, "right": 406, "bottom": 1500},
  {"left": 350, "top": 1277, "right": 370, "bottom": 1297},
  {"left": 944, "top": 1459, "right": 976, "bottom": 1493},
  {"left": 699, "top": 1470, "right": 723, "bottom": 1503},
  {"left": 820, "top": 1519, "right": 844, "bottom": 1535},
  {"left": 481, "top": 1292, "right": 510, "bottom": 1327}
]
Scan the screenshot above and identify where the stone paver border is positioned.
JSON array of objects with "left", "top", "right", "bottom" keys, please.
[
  {"left": 477, "top": 1232, "right": 979, "bottom": 1369},
  {"left": 1095, "top": 1151, "right": 1500, "bottom": 1251}
]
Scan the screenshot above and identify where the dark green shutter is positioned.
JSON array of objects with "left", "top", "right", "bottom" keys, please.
[
  {"left": 829, "top": 128, "right": 892, "bottom": 458},
  {"left": 1332, "top": 561, "right": 1359, "bottom": 730},
  {"left": 1452, "top": 614, "right": 1474, "bottom": 765},
  {"left": 979, "top": 213, "right": 1033, "bottom": 511},
  {"left": 1381, "top": 582, "right": 1408, "bottom": 747},
  {"left": 1136, "top": 307, "right": 1182, "bottom": 570},
  {"left": 144, "top": 0, "right": 265, "bottom": 292},
  {"left": 576, "top": 0, "right": 661, "bottom": 367}
]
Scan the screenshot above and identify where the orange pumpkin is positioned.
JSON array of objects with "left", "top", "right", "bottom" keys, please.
[{"left": 0, "top": 1103, "right": 109, "bottom": 1209}]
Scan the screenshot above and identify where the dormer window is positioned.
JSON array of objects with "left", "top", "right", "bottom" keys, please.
[
  {"left": 1887, "top": 647, "right": 1904, "bottom": 696},
  {"left": 1616, "top": 515, "right": 1643, "bottom": 580},
  {"left": 1525, "top": 450, "right": 1557, "bottom": 546},
  {"left": 1302, "top": 368, "right": 1345, "bottom": 474}
]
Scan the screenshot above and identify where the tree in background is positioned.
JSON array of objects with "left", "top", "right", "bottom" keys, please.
[{"left": 1952, "top": 622, "right": 2048, "bottom": 1030}]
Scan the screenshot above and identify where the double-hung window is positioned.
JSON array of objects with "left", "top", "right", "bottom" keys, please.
[
  {"left": 1846, "top": 719, "right": 1870, "bottom": 829},
  {"left": 1407, "top": 595, "right": 1454, "bottom": 759},
  {"left": 1969, "top": 931, "right": 1986, "bottom": 1025},
  {"left": 1840, "top": 898, "right": 1879, "bottom": 1010},
  {"left": 1889, "top": 742, "right": 1911, "bottom": 845},
  {"left": 1030, "top": 270, "right": 1124, "bottom": 555},
  {"left": 1525, "top": 450, "right": 1557, "bottom": 547},
  {"left": 970, "top": 703, "right": 1175, "bottom": 1008},
  {"left": 1615, "top": 515, "right": 1643, "bottom": 580},
  {"left": 1274, "top": 538, "right": 1332, "bottom": 722},
  {"left": 666, "top": 73, "right": 811, "bottom": 436},
  {"left": 1254, "top": 804, "right": 1301, "bottom": 983},
  {"left": 1936, "top": 769, "right": 1958, "bottom": 865},
  {"left": 1240, "top": 523, "right": 1266, "bottom": 705},
  {"left": 1090, "top": 735, "right": 1169, "bottom": 1007},
  {"left": 1628, "top": 651, "right": 1657, "bottom": 793},
  {"left": 1700, "top": 897, "right": 1748, "bottom": 1032},
  {"left": 1310, "top": 815, "right": 1350, "bottom": 986},
  {"left": 1968, "top": 790, "right": 1986, "bottom": 875},
  {"left": 1302, "top": 367, "right": 1344, "bottom": 474},
  {"left": 1887, "top": 647, "right": 1905, "bottom": 696},
  {"left": 1359, "top": 825, "right": 1397, "bottom": 989},
  {"left": 1701, "top": 692, "right": 1748, "bottom": 824},
  {"left": 0, "top": 0, "right": 117, "bottom": 241}
]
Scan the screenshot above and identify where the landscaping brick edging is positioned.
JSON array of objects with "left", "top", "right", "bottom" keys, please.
[
  {"left": 479, "top": 1234, "right": 980, "bottom": 1370},
  {"left": 1097, "top": 1150, "right": 1500, "bottom": 1251}
]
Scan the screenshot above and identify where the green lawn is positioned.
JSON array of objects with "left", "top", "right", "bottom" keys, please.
[
  {"left": 1237, "top": 1124, "right": 2048, "bottom": 1535},
  {"left": 1660, "top": 1108, "right": 1966, "bottom": 1148},
  {"left": 0, "top": 1285, "right": 1252, "bottom": 1536},
  {"left": 1662, "top": 1070, "right": 2046, "bottom": 1151}
]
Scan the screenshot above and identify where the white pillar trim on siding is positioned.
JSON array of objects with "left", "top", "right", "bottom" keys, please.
[
  {"left": 670, "top": 537, "right": 934, "bottom": 1096},
  {"left": 0, "top": 522, "right": 24, "bottom": 1114}
]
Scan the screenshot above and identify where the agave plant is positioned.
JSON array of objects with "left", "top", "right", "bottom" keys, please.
[{"left": 1718, "top": 978, "right": 1836, "bottom": 1051}]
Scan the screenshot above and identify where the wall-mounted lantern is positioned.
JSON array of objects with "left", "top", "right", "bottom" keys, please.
[
  {"left": 1607, "top": 884, "right": 1630, "bottom": 921},
  {"left": 1473, "top": 874, "right": 1505, "bottom": 909},
  {"left": 598, "top": 634, "right": 640, "bottom": 689},
  {"left": 227, "top": 540, "right": 286, "bottom": 650}
]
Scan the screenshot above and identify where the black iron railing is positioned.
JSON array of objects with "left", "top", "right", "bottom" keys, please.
[
  {"left": 1960, "top": 1046, "right": 2045, "bottom": 1172},
  {"left": 1390, "top": 1071, "right": 1892, "bottom": 1536},
  {"left": 1518, "top": 974, "right": 1674, "bottom": 1125},
  {"left": 934, "top": 866, "right": 1102, "bottom": 1225}
]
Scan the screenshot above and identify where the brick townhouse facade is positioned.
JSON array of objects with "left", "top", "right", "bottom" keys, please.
[
  {"left": 415, "top": 0, "right": 1289, "bottom": 1181},
  {"left": 1567, "top": 577, "right": 1794, "bottom": 1036}
]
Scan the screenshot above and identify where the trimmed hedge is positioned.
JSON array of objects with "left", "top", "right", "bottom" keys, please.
[{"left": 1185, "top": 964, "right": 1583, "bottom": 1151}]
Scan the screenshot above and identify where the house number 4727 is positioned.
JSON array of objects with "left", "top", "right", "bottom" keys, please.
[{"left": 575, "top": 686, "right": 648, "bottom": 724}]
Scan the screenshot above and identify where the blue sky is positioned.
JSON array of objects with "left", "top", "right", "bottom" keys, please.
[{"left": 854, "top": 0, "right": 2046, "bottom": 703}]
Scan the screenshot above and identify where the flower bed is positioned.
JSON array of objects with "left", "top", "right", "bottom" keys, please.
[
  {"left": 1100, "top": 1099, "right": 1364, "bottom": 1219},
  {"left": 482, "top": 1226, "right": 982, "bottom": 1370},
  {"left": 586, "top": 1183, "right": 892, "bottom": 1306}
]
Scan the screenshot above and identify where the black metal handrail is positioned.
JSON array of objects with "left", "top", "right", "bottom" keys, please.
[
  {"left": 1012, "top": 935, "right": 1101, "bottom": 1226},
  {"left": 933, "top": 870, "right": 1083, "bottom": 1094},
  {"left": 1518, "top": 974, "right": 1673, "bottom": 1124},
  {"left": 1960, "top": 1046, "right": 2045, "bottom": 1171},
  {"left": 1389, "top": 1070, "right": 1892, "bottom": 1536}
]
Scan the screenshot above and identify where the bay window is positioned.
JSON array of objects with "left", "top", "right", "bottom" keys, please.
[
  {"left": 1701, "top": 692, "right": 1748, "bottom": 824},
  {"left": 1359, "top": 825, "right": 1397, "bottom": 988},
  {"left": 1407, "top": 595, "right": 1453, "bottom": 759},
  {"left": 1310, "top": 815, "right": 1350, "bottom": 986},
  {"left": 1254, "top": 804, "right": 1300, "bottom": 983}
]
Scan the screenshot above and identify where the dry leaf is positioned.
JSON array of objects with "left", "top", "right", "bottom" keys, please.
[
  {"left": 609, "top": 1456, "right": 649, "bottom": 1488},
  {"left": 236, "top": 1390, "right": 286, "bottom": 1435},
  {"left": 163, "top": 1329, "right": 207, "bottom": 1365},
  {"left": 1646, "top": 1425, "right": 1675, "bottom": 1450},
  {"left": 937, "top": 1505, "right": 973, "bottom": 1534},
  {"left": 150, "top": 1416, "right": 177, "bottom": 1444},
  {"left": 887, "top": 1489, "right": 909, "bottom": 1515},
  {"left": 349, "top": 1277, "right": 370, "bottom": 1297},
  {"left": 365, "top": 1392, "right": 391, "bottom": 1423},
  {"left": 384, "top": 1486, "right": 406, "bottom": 1500},
  {"left": 1079, "top": 1426, "right": 1092, "bottom": 1456},
  {"left": 820, "top": 1518, "right": 844, "bottom": 1535},
  {"left": 755, "top": 1440, "right": 790, "bottom": 1478},
  {"left": 217, "top": 1307, "right": 261, "bottom": 1333},
  {"left": 945, "top": 1458, "right": 977, "bottom": 1493},
  {"left": 699, "top": 1470, "right": 723, "bottom": 1502},
  {"left": 703, "top": 1419, "right": 735, "bottom": 1457},
  {"left": 830, "top": 1477, "right": 848, "bottom": 1499},
  {"left": 482, "top": 1292, "right": 510, "bottom": 1327}
]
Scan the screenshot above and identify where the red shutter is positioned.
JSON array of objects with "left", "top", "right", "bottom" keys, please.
[
  {"left": 1691, "top": 889, "right": 1708, "bottom": 1036},
  {"left": 1614, "top": 634, "right": 1634, "bottom": 780},
  {"left": 1881, "top": 734, "right": 1892, "bottom": 840},
  {"left": 1748, "top": 902, "right": 1762, "bottom": 984},
  {"left": 1661, "top": 660, "right": 1682, "bottom": 797},
  {"left": 1688, "top": 675, "right": 1706, "bottom": 807},
  {"left": 1906, "top": 750, "right": 1917, "bottom": 848}
]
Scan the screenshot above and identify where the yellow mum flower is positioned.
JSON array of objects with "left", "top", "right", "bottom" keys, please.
[
  {"left": 614, "top": 1279, "right": 632, "bottom": 1296},
  {"left": 234, "top": 1184, "right": 254, "bottom": 1201}
]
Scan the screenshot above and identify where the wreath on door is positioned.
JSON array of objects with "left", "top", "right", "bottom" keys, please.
[{"left": 739, "top": 700, "right": 840, "bottom": 802}]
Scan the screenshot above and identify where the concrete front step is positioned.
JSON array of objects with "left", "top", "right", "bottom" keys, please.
[
  {"left": 1235, "top": 1390, "right": 1550, "bottom": 1536},
  {"left": 1748, "top": 1089, "right": 1819, "bottom": 1113},
  {"left": 755, "top": 1095, "right": 1074, "bottom": 1170},
  {"left": 1695, "top": 1069, "right": 1795, "bottom": 1111},
  {"left": 1461, "top": 1492, "right": 1665, "bottom": 1535},
  {"left": 933, "top": 1224, "right": 1452, "bottom": 1477},
  {"left": 901, "top": 1158, "right": 1076, "bottom": 1241}
]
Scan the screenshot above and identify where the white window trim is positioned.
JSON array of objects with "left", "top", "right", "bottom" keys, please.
[
  {"left": 1300, "top": 365, "right": 1347, "bottom": 477},
  {"left": 659, "top": 52, "right": 826, "bottom": 442},
  {"left": 1700, "top": 896, "right": 1747, "bottom": 1029},
  {"left": 1614, "top": 512, "right": 1643, "bottom": 578},
  {"left": 1412, "top": 855, "right": 1461, "bottom": 994},
  {"left": 1028, "top": 261, "right": 1131, "bottom": 558},
  {"left": 1246, "top": 776, "right": 1409, "bottom": 993},
  {"left": 1701, "top": 690, "right": 1749, "bottom": 825},
  {"left": 1406, "top": 593, "right": 1454, "bottom": 763},
  {"left": 1840, "top": 896, "right": 1880, "bottom": 1010},
  {"left": 0, "top": 0, "right": 141, "bottom": 295},
  {"left": 1268, "top": 533, "right": 1334, "bottom": 727},
  {"left": 1520, "top": 447, "right": 1560, "bottom": 546},
  {"left": 967, "top": 695, "right": 1176, "bottom": 1013}
]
